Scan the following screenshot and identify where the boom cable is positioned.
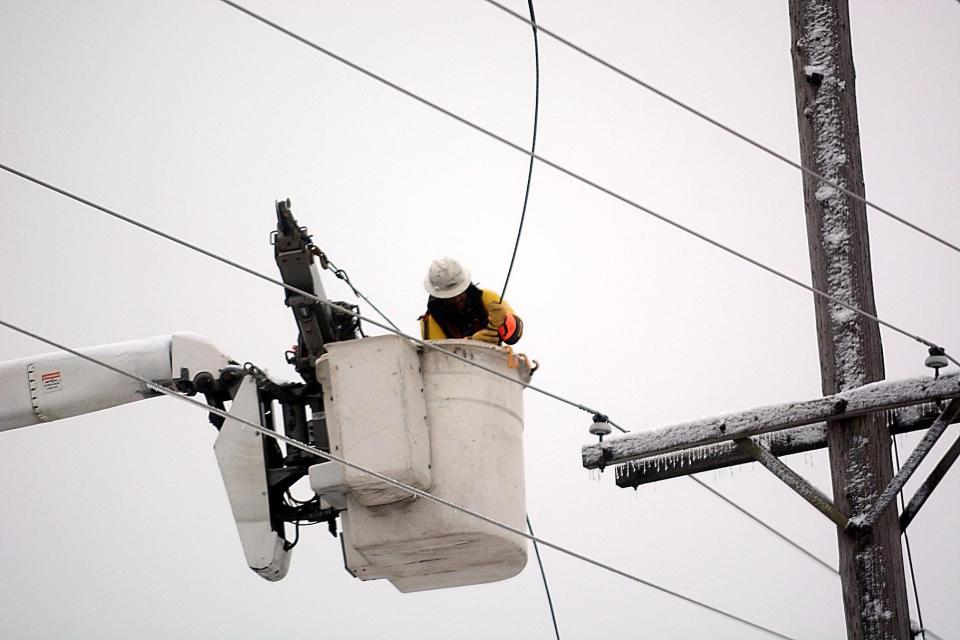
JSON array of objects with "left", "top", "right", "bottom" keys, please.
[
  {"left": 319, "top": 252, "right": 402, "bottom": 333},
  {"left": 479, "top": 0, "right": 960, "bottom": 256},
  {"left": 209, "top": 1, "right": 960, "bottom": 369},
  {"left": 0, "top": 318, "right": 799, "bottom": 640}
]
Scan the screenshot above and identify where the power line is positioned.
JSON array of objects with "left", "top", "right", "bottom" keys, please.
[
  {"left": 498, "top": 0, "right": 540, "bottom": 303},
  {"left": 526, "top": 514, "right": 560, "bottom": 640},
  {"left": 210, "top": 1, "right": 959, "bottom": 369},
  {"left": 0, "top": 161, "right": 623, "bottom": 429},
  {"left": 688, "top": 476, "right": 838, "bottom": 576},
  {"left": 893, "top": 435, "right": 926, "bottom": 639},
  {"left": 613, "top": 431, "right": 837, "bottom": 575},
  {"left": 504, "top": 6, "right": 559, "bottom": 639},
  {"left": 0, "top": 318, "right": 798, "bottom": 640},
  {"left": 479, "top": 0, "right": 960, "bottom": 256}
]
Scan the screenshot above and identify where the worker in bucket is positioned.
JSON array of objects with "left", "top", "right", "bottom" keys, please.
[{"left": 419, "top": 258, "right": 523, "bottom": 345}]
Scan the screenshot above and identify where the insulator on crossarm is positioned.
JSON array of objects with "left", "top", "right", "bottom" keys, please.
[
  {"left": 925, "top": 346, "right": 948, "bottom": 378},
  {"left": 589, "top": 413, "right": 612, "bottom": 442}
]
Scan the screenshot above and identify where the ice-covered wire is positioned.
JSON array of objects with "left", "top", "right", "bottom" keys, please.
[
  {"left": 479, "top": 0, "right": 960, "bottom": 256},
  {"left": 0, "top": 318, "right": 798, "bottom": 640},
  {"left": 209, "top": 2, "right": 960, "bottom": 368},
  {"left": 0, "top": 162, "right": 618, "bottom": 423}
]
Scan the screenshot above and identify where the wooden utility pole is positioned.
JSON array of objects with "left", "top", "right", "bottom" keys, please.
[
  {"left": 787, "top": 0, "right": 910, "bottom": 636},
  {"left": 583, "top": 2, "right": 960, "bottom": 636}
]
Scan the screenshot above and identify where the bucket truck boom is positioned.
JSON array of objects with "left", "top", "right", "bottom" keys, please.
[
  {"left": 0, "top": 201, "right": 359, "bottom": 582},
  {"left": 0, "top": 199, "right": 534, "bottom": 592}
]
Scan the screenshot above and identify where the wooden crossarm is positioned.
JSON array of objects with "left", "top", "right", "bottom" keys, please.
[{"left": 582, "top": 373, "right": 960, "bottom": 470}]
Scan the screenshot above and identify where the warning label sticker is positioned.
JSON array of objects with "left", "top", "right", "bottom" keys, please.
[{"left": 41, "top": 371, "right": 62, "bottom": 393}]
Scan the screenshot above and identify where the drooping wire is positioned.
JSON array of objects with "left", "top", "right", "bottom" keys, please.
[
  {"left": 498, "top": 0, "right": 539, "bottom": 304},
  {"left": 501, "top": 5, "right": 559, "bottom": 637},
  {"left": 0, "top": 319, "right": 798, "bottom": 640},
  {"left": 527, "top": 514, "right": 560, "bottom": 640},
  {"left": 892, "top": 435, "right": 926, "bottom": 639},
  {"left": 479, "top": 0, "right": 960, "bottom": 256},
  {"left": 207, "top": 3, "right": 959, "bottom": 369}
]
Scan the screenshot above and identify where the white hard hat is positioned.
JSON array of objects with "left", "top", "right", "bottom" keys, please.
[{"left": 424, "top": 257, "right": 471, "bottom": 298}]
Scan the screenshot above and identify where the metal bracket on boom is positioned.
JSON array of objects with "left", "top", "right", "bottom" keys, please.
[{"left": 273, "top": 199, "right": 360, "bottom": 384}]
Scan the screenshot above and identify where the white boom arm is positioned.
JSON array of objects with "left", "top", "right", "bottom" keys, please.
[
  {"left": 0, "top": 333, "right": 292, "bottom": 580},
  {"left": 0, "top": 333, "right": 229, "bottom": 432}
]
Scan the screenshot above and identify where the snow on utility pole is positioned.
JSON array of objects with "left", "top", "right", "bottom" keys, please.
[
  {"left": 582, "top": 2, "right": 960, "bottom": 636},
  {"left": 787, "top": 0, "right": 910, "bottom": 636}
]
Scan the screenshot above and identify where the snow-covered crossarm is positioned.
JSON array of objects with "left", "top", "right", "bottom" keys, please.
[
  {"left": 582, "top": 373, "right": 960, "bottom": 470},
  {"left": 615, "top": 403, "right": 951, "bottom": 487}
]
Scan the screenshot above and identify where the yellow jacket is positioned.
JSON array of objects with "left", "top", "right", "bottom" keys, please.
[{"left": 420, "top": 288, "right": 523, "bottom": 344}]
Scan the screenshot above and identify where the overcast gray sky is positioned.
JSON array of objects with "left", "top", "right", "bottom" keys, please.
[{"left": 1, "top": 1, "right": 958, "bottom": 638}]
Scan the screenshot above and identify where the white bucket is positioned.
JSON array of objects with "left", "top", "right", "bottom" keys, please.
[{"left": 315, "top": 336, "right": 532, "bottom": 592}]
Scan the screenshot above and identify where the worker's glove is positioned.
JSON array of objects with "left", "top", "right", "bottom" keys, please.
[
  {"left": 487, "top": 302, "right": 508, "bottom": 328},
  {"left": 471, "top": 327, "right": 500, "bottom": 344}
]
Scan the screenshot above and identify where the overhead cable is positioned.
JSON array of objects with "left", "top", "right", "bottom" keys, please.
[
  {"left": 504, "top": 6, "right": 560, "bottom": 639},
  {"left": 0, "top": 162, "right": 623, "bottom": 429},
  {"left": 0, "top": 318, "right": 798, "bottom": 640},
  {"left": 527, "top": 514, "right": 561, "bottom": 640},
  {"left": 498, "top": 0, "right": 540, "bottom": 303},
  {"left": 611, "top": 426, "right": 837, "bottom": 575},
  {"left": 480, "top": 0, "right": 960, "bottom": 256},
  {"left": 209, "top": 2, "right": 960, "bottom": 369},
  {"left": 688, "top": 476, "right": 838, "bottom": 575},
  {"left": 893, "top": 437, "right": 927, "bottom": 639}
]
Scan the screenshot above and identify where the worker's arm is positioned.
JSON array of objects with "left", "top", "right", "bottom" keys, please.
[{"left": 480, "top": 290, "right": 523, "bottom": 345}]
